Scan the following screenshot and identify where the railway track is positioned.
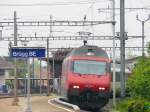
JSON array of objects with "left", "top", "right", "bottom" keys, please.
[
  {"left": 48, "top": 98, "right": 112, "bottom": 112},
  {"left": 77, "top": 108, "right": 109, "bottom": 112},
  {"left": 80, "top": 109, "right": 109, "bottom": 112},
  {"left": 80, "top": 110, "right": 91, "bottom": 112}
]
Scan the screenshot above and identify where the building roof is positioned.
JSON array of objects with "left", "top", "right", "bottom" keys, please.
[
  {"left": 0, "top": 57, "right": 14, "bottom": 69},
  {"left": 42, "top": 48, "right": 72, "bottom": 62},
  {"left": 125, "top": 56, "right": 141, "bottom": 63},
  {"left": 115, "top": 56, "right": 141, "bottom": 64}
]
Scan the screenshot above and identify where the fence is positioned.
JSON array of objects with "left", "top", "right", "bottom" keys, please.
[{"left": 3, "top": 78, "right": 61, "bottom": 96}]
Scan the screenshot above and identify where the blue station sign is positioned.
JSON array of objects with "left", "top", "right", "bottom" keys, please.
[{"left": 10, "top": 47, "right": 46, "bottom": 58}]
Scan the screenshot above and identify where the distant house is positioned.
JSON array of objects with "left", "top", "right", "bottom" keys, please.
[
  {"left": 0, "top": 57, "right": 14, "bottom": 85},
  {"left": 110, "top": 56, "right": 141, "bottom": 89},
  {"left": 125, "top": 56, "right": 141, "bottom": 71},
  {"left": 114, "top": 56, "right": 141, "bottom": 74}
]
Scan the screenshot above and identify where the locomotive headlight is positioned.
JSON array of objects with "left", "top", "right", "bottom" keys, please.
[
  {"left": 73, "top": 85, "right": 80, "bottom": 89},
  {"left": 99, "top": 87, "right": 105, "bottom": 91}
]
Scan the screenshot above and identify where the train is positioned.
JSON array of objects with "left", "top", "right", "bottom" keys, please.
[{"left": 61, "top": 45, "right": 112, "bottom": 110}]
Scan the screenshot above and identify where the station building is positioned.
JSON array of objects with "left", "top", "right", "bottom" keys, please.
[{"left": 0, "top": 57, "right": 14, "bottom": 85}]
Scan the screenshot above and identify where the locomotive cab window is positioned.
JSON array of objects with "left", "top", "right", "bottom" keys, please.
[{"left": 72, "top": 60, "right": 106, "bottom": 75}]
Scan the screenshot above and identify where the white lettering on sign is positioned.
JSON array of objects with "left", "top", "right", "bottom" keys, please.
[
  {"left": 12, "top": 52, "right": 28, "bottom": 58},
  {"left": 12, "top": 51, "right": 37, "bottom": 58},
  {"left": 13, "top": 52, "right": 17, "bottom": 56},
  {"left": 11, "top": 47, "right": 45, "bottom": 58},
  {"left": 29, "top": 51, "right": 36, "bottom": 56}
]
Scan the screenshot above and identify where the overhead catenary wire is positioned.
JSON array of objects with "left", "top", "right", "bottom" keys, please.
[
  {"left": 98, "top": 7, "right": 150, "bottom": 11},
  {"left": 102, "top": 9, "right": 149, "bottom": 21},
  {"left": 0, "top": 0, "right": 109, "bottom": 6},
  {"left": 100, "top": 5, "right": 150, "bottom": 21},
  {"left": 79, "top": 0, "right": 97, "bottom": 44}
]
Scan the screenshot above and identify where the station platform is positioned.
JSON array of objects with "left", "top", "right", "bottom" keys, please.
[{"left": 0, "top": 95, "right": 73, "bottom": 112}]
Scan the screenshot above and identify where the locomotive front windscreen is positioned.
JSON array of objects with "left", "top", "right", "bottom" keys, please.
[{"left": 72, "top": 60, "right": 106, "bottom": 75}]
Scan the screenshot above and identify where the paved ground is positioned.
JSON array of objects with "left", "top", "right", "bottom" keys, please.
[
  {"left": 0, "top": 94, "right": 73, "bottom": 112},
  {"left": 0, "top": 94, "right": 116, "bottom": 112}
]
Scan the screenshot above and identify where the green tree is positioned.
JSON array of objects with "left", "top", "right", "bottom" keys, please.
[
  {"left": 9, "top": 59, "right": 27, "bottom": 78},
  {"left": 116, "top": 44, "right": 150, "bottom": 112},
  {"left": 127, "top": 57, "right": 150, "bottom": 101},
  {"left": 147, "top": 42, "right": 150, "bottom": 56}
]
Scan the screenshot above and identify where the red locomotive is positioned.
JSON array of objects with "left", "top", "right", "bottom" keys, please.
[{"left": 61, "top": 45, "right": 111, "bottom": 110}]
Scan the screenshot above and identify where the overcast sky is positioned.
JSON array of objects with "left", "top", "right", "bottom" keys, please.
[{"left": 0, "top": 0, "right": 150, "bottom": 57}]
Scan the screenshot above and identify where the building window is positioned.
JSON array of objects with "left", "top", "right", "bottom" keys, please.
[{"left": 0, "top": 69, "right": 5, "bottom": 76}]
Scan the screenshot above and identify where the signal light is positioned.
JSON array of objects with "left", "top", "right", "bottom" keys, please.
[
  {"left": 99, "top": 87, "right": 105, "bottom": 91},
  {"left": 73, "top": 85, "right": 79, "bottom": 89}
]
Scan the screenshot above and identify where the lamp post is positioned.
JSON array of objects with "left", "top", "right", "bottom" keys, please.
[{"left": 136, "top": 14, "right": 150, "bottom": 57}]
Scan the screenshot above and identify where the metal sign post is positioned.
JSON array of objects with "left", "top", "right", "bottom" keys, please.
[{"left": 25, "top": 58, "right": 32, "bottom": 112}]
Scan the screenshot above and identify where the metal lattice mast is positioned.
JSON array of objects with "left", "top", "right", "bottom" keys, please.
[
  {"left": 136, "top": 14, "right": 150, "bottom": 57},
  {"left": 120, "top": 0, "right": 126, "bottom": 97},
  {"left": 112, "top": 0, "right": 116, "bottom": 107},
  {"left": 12, "top": 11, "right": 19, "bottom": 105}
]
